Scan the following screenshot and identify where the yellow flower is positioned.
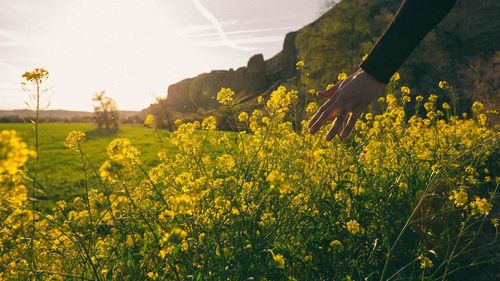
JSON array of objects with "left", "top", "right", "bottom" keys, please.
[
  {"left": 390, "top": 72, "right": 400, "bottom": 82},
  {"left": 448, "top": 188, "right": 468, "bottom": 207},
  {"left": 238, "top": 112, "right": 249, "bottom": 122},
  {"left": 273, "top": 254, "right": 285, "bottom": 269},
  {"left": 306, "top": 102, "right": 317, "bottom": 114},
  {"left": 257, "top": 96, "right": 264, "bottom": 104},
  {"left": 22, "top": 68, "right": 49, "bottom": 82},
  {"left": 267, "top": 170, "right": 285, "bottom": 188},
  {"left": 295, "top": 60, "right": 305, "bottom": 69},
  {"left": 438, "top": 80, "right": 449, "bottom": 89},
  {"left": 216, "top": 87, "right": 235, "bottom": 105},
  {"left": 144, "top": 114, "right": 156, "bottom": 128},
  {"left": 308, "top": 89, "right": 316, "bottom": 95},
  {"left": 337, "top": 72, "right": 348, "bottom": 81},
  {"left": 329, "top": 240, "right": 343, "bottom": 248},
  {"left": 418, "top": 255, "right": 433, "bottom": 269},
  {"left": 0, "top": 130, "right": 35, "bottom": 175},
  {"left": 361, "top": 53, "right": 368, "bottom": 61},
  {"left": 471, "top": 101, "right": 484, "bottom": 114},
  {"left": 442, "top": 103, "right": 450, "bottom": 110},
  {"left": 470, "top": 197, "right": 492, "bottom": 216},
  {"left": 64, "top": 131, "right": 86, "bottom": 149},
  {"left": 202, "top": 116, "right": 217, "bottom": 130},
  {"left": 147, "top": 272, "right": 159, "bottom": 279},
  {"left": 174, "top": 119, "right": 182, "bottom": 126},
  {"left": 400, "top": 86, "right": 411, "bottom": 95},
  {"left": 416, "top": 95, "right": 424, "bottom": 102},
  {"left": 346, "top": 220, "right": 361, "bottom": 234}
]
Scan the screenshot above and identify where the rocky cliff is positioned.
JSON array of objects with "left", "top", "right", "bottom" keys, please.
[{"left": 164, "top": 32, "right": 299, "bottom": 113}]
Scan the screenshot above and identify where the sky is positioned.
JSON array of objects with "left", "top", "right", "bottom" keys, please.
[{"left": 0, "top": 0, "right": 324, "bottom": 111}]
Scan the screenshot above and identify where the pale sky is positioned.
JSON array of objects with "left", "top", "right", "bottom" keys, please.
[{"left": 0, "top": 0, "right": 324, "bottom": 111}]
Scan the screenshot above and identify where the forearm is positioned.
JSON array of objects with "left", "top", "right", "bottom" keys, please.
[{"left": 360, "top": 0, "right": 457, "bottom": 84}]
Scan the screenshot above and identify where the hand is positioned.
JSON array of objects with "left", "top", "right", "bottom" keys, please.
[{"left": 308, "top": 68, "right": 384, "bottom": 140}]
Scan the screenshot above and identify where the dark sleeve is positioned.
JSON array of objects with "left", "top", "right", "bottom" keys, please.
[{"left": 359, "top": 0, "right": 457, "bottom": 84}]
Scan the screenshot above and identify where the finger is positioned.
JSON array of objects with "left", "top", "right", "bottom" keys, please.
[
  {"left": 326, "top": 112, "right": 348, "bottom": 141},
  {"left": 309, "top": 102, "right": 343, "bottom": 134},
  {"left": 340, "top": 109, "right": 362, "bottom": 139},
  {"left": 308, "top": 98, "right": 336, "bottom": 129},
  {"left": 317, "top": 82, "right": 342, "bottom": 98}
]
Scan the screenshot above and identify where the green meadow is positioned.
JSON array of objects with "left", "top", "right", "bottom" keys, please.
[{"left": 0, "top": 123, "right": 170, "bottom": 203}]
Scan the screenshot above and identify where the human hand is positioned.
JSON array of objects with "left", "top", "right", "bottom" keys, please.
[{"left": 308, "top": 68, "right": 384, "bottom": 140}]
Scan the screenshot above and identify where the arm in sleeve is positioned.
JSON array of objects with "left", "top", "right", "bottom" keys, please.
[{"left": 359, "top": 0, "right": 457, "bottom": 84}]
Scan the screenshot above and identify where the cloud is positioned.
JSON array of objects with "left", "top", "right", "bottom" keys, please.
[
  {"left": 190, "top": 0, "right": 254, "bottom": 52},
  {"left": 187, "top": 26, "right": 294, "bottom": 39}
]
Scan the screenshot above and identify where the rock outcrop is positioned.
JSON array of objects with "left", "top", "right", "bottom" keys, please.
[{"left": 163, "top": 31, "right": 299, "bottom": 113}]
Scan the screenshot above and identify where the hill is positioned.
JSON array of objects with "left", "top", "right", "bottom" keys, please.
[
  {"left": 0, "top": 109, "right": 141, "bottom": 122},
  {"left": 147, "top": 0, "right": 499, "bottom": 128}
]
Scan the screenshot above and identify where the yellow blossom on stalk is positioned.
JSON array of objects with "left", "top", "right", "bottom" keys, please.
[
  {"left": 362, "top": 53, "right": 368, "bottom": 61},
  {"left": 144, "top": 114, "right": 156, "bottom": 128},
  {"left": 257, "top": 96, "right": 264, "bottom": 104},
  {"left": 308, "top": 89, "right": 316, "bottom": 95},
  {"left": 174, "top": 119, "right": 182, "bottom": 126},
  {"left": 326, "top": 84, "right": 335, "bottom": 91},
  {"left": 64, "top": 131, "right": 86, "bottom": 149},
  {"left": 400, "top": 86, "right": 411, "bottom": 95},
  {"left": 21, "top": 68, "right": 49, "bottom": 82},
  {"left": 295, "top": 60, "right": 305, "bottom": 69},
  {"left": 471, "top": 101, "right": 484, "bottom": 114},
  {"left": 448, "top": 188, "right": 468, "bottom": 207},
  {"left": 273, "top": 254, "right": 285, "bottom": 268},
  {"left": 216, "top": 87, "right": 235, "bottom": 105},
  {"left": 267, "top": 170, "right": 285, "bottom": 188},
  {"left": 266, "top": 86, "right": 297, "bottom": 114},
  {"left": 416, "top": 95, "right": 424, "bottom": 102},
  {"left": 306, "top": 102, "right": 317, "bottom": 114},
  {"left": 346, "top": 220, "right": 361, "bottom": 234},
  {"left": 438, "top": 80, "right": 449, "bottom": 89},
  {"left": 0, "top": 130, "right": 35, "bottom": 175},
  {"left": 418, "top": 255, "right": 433, "bottom": 269},
  {"left": 442, "top": 103, "right": 451, "bottom": 110},
  {"left": 217, "top": 154, "right": 235, "bottom": 172},
  {"left": 107, "top": 138, "right": 140, "bottom": 162},
  {"left": 147, "top": 272, "right": 159, "bottom": 280},
  {"left": 390, "top": 72, "right": 400, "bottom": 82},
  {"left": 337, "top": 72, "right": 347, "bottom": 81},
  {"left": 470, "top": 197, "right": 492, "bottom": 216},
  {"left": 329, "top": 240, "right": 343, "bottom": 249},
  {"left": 238, "top": 112, "right": 249, "bottom": 122},
  {"left": 202, "top": 116, "right": 217, "bottom": 130}
]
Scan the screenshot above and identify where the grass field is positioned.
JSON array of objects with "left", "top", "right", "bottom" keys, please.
[{"left": 0, "top": 122, "right": 171, "bottom": 203}]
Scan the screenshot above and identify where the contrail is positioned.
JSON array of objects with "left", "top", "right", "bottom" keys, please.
[{"left": 191, "top": 0, "right": 254, "bottom": 52}]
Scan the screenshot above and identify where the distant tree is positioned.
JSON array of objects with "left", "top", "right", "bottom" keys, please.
[{"left": 92, "top": 90, "right": 119, "bottom": 131}]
